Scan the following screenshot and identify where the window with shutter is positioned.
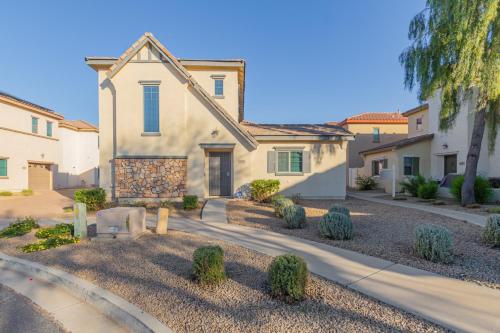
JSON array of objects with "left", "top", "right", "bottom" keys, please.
[{"left": 274, "top": 150, "right": 304, "bottom": 174}]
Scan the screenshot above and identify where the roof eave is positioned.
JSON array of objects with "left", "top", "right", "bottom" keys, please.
[{"left": 253, "top": 135, "right": 354, "bottom": 142}]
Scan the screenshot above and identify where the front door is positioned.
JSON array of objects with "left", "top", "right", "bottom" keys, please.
[
  {"left": 444, "top": 154, "right": 457, "bottom": 175},
  {"left": 209, "top": 152, "right": 232, "bottom": 196}
]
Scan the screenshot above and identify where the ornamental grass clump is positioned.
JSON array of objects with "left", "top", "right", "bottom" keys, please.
[
  {"left": 414, "top": 224, "right": 453, "bottom": 263},
  {"left": 0, "top": 217, "right": 39, "bottom": 238},
  {"left": 273, "top": 197, "right": 294, "bottom": 218},
  {"left": 283, "top": 205, "right": 306, "bottom": 229},
  {"left": 268, "top": 254, "right": 308, "bottom": 303},
  {"left": 328, "top": 204, "right": 350, "bottom": 218},
  {"left": 484, "top": 215, "right": 500, "bottom": 247},
  {"left": 192, "top": 245, "right": 226, "bottom": 285},
  {"left": 319, "top": 212, "right": 353, "bottom": 240}
]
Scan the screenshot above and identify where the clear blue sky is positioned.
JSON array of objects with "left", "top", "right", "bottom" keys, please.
[{"left": 0, "top": 0, "right": 425, "bottom": 126}]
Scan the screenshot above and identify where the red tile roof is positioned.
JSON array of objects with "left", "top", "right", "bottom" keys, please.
[
  {"left": 335, "top": 112, "right": 408, "bottom": 126},
  {"left": 59, "top": 120, "right": 98, "bottom": 132}
]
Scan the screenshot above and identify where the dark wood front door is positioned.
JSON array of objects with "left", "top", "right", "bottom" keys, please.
[
  {"left": 444, "top": 154, "right": 457, "bottom": 175},
  {"left": 209, "top": 152, "right": 232, "bottom": 196}
]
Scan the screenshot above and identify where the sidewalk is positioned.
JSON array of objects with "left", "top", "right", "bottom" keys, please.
[
  {"left": 168, "top": 217, "right": 500, "bottom": 333},
  {"left": 201, "top": 198, "right": 229, "bottom": 223},
  {"left": 348, "top": 191, "right": 487, "bottom": 227}
]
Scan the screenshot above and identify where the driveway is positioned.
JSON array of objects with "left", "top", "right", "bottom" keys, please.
[{"left": 0, "top": 190, "right": 75, "bottom": 220}]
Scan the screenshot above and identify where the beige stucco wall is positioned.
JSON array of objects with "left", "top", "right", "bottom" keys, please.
[{"left": 407, "top": 109, "right": 429, "bottom": 138}]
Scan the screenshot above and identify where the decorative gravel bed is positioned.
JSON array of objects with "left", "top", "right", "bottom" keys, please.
[
  {"left": 0, "top": 231, "right": 446, "bottom": 333},
  {"left": 227, "top": 198, "right": 500, "bottom": 289}
]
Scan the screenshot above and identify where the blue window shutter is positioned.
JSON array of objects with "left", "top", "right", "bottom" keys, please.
[
  {"left": 0, "top": 159, "right": 7, "bottom": 177},
  {"left": 144, "top": 86, "right": 159, "bottom": 132},
  {"left": 302, "top": 151, "right": 311, "bottom": 173}
]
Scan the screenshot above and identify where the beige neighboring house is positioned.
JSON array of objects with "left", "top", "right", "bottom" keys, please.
[
  {"left": 85, "top": 32, "right": 354, "bottom": 201},
  {"left": 360, "top": 93, "right": 500, "bottom": 198},
  {"left": 0, "top": 91, "right": 99, "bottom": 192}
]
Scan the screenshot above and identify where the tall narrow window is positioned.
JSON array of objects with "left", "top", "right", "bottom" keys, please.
[
  {"left": 373, "top": 128, "right": 380, "bottom": 143},
  {"left": 32, "top": 117, "right": 39, "bottom": 134},
  {"left": 143, "top": 85, "right": 159, "bottom": 133},
  {"left": 416, "top": 117, "right": 423, "bottom": 131},
  {"left": 46, "top": 121, "right": 53, "bottom": 137},
  {"left": 0, "top": 159, "right": 7, "bottom": 177},
  {"left": 214, "top": 79, "right": 224, "bottom": 97}
]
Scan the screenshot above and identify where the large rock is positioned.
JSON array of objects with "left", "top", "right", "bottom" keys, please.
[{"left": 95, "top": 207, "right": 146, "bottom": 239}]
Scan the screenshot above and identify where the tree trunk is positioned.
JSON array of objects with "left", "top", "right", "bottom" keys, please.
[{"left": 461, "top": 108, "right": 487, "bottom": 206}]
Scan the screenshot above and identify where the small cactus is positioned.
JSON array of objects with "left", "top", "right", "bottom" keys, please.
[
  {"left": 319, "top": 212, "right": 353, "bottom": 240},
  {"left": 283, "top": 205, "right": 306, "bottom": 229}
]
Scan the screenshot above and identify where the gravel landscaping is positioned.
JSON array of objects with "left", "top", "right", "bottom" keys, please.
[
  {"left": 0, "top": 231, "right": 446, "bottom": 333},
  {"left": 227, "top": 197, "right": 500, "bottom": 289}
]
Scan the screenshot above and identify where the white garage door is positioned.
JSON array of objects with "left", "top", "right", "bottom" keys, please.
[{"left": 28, "top": 163, "right": 52, "bottom": 190}]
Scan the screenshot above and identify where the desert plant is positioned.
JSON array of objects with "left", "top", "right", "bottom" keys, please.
[
  {"left": 74, "top": 188, "right": 106, "bottom": 211},
  {"left": 450, "top": 175, "right": 493, "bottom": 204},
  {"left": 183, "top": 195, "right": 198, "bottom": 210},
  {"left": 417, "top": 181, "right": 439, "bottom": 199},
  {"left": 328, "top": 204, "right": 350, "bottom": 217},
  {"left": 290, "top": 193, "right": 302, "bottom": 204},
  {"left": 268, "top": 254, "right": 308, "bottom": 303},
  {"left": 21, "top": 189, "right": 33, "bottom": 196},
  {"left": 319, "top": 212, "right": 353, "bottom": 240},
  {"left": 487, "top": 207, "right": 500, "bottom": 214},
  {"left": 355, "top": 175, "right": 377, "bottom": 190},
  {"left": 400, "top": 175, "right": 426, "bottom": 197},
  {"left": 0, "top": 191, "right": 13, "bottom": 196},
  {"left": 21, "top": 236, "right": 79, "bottom": 253},
  {"left": 282, "top": 205, "right": 306, "bottom": 229},
  {"left": 192, "top": 245, "right": 226, "bottom": 285},
  {"left": 0, "top": 217, "right": 39, "bottom": 238},
  {"left": 35, "top": 224, "right": 73, "bottom": 239},
  {"left": 250, "top": 179, "right": 280, "bottom": 202},
  {"left": 414, "top": 224, "right": 453, "bottom": 263},
  {"left": 273, "top": 197, "right": 294, "bottom": 218},
  {"left": 484, "top": 215, "right": 500, "bottom": 247}
]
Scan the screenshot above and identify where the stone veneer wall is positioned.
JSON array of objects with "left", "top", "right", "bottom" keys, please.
[{"left": 115, "top": 157, "right": 187, "bottom": 198}]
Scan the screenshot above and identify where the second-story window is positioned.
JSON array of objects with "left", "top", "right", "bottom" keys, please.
[
  {"left": 214, "top": 79, "right": 224, "bottom": 97},
  {"left": 143, "top": 85, "right": 159, "bottom": 133},
  {"left": 46, "top": 121, "right": 53, "bottom": 137},
  {"left": 416, "top": 117, "right": 423, "bottom": 131},
  {"left": 32, "top": 117, "right": 39, "bottom": 134},
  {"left": 373, "top": 127, "right": 380, "bottom": 143}
]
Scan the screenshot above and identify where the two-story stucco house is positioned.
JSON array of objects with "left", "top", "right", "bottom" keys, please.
[
  {"left": 85, "top": 33, "right": 354, "bottom": 201},
  {"left": 0, "top": 91, "right": 99, "bottom": 192}
]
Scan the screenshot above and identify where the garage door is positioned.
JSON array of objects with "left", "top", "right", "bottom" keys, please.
[{"left": 28, "top": 163, "right": 52, "bottom": 190}]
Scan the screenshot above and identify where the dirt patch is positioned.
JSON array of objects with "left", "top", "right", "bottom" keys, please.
[
  {"left": 227, "top": 198, "right": 500, "bottom": 289},
  {"left": 0, "top": 231, "right": 445, "bottom": 333}
]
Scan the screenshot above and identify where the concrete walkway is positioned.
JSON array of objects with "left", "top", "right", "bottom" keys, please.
[
  {"left": 201, "top": 198, "right": 228, "bottom": 223},
  {"left": 167, "top": 217, "right": 500, "bottom": 333},
  {"left": 348, "top": 191, "right": 487, "bottom": 227}
]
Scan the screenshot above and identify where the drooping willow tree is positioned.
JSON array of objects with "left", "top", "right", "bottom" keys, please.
[{"left": 400, "top": 0, "right": 499, "bottom": 205}]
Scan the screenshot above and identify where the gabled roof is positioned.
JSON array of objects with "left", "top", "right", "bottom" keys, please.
[
  {"left": 88, "top": 33, "right": 257, "bottom": 149},
  {"left": 0, "top": 91, "right": 63, "bottom": 120},
  {"left": 402, "top": 104, "right": 429, "bottom": 117},
  {"left": 241, "top": 121, "right": 353, "bottom": 140},
  {"left": 359, "top": 134, "right": 434, "bottom": 155},
  {"left": 59, "top": 120, "right": 98, "bottom": 133},
  {"left": 335, "top": 112, "right": 408, "bottom": 126}
]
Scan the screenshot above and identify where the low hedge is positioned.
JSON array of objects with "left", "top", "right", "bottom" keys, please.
[
  {"left": 268, "top": 254, "right": 308, "bottom": 303},
  {"left": 74, "top": 188, "right": 106, "bottom": 211},
  {"left": 450, "top": 175, "right": 493, "bottom": 204},
  {"left": 250, "top": 179, "right": 280, "bottom": 202},
  {"left": 183, "top": 195, "right": 198, "bottom": 210},
  {"left": 417, "top": 181, "right": 439, "bottom": 199},
  {"left": 192, "top": 245, "right": 226, "bottom": 285}
]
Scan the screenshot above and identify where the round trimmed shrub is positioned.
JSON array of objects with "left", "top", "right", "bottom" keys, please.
[
  {"left": 328, "top": 204, "right": 350, "bottom": 217},
  {"left": 417, "top": 181, "right": 438, "bottom": 199},
  {"left": 283, "top": 205, "right": 306, "bottom": 229},
  {"left": 319, "top": 212, "right": 353, "bottom": 240},
  {"left": 450, "top": 175, "right": 493, "bottom": 204},
  {"left": 273, "top": 197, "right": 294, "bottom": 218},
  {"left": 192, "top": 245, "right": 226, "bottom": 285},
  {"left": 414, "top": 224, "right": 453, "bottom": 263},
  {"left": 268, "top": 254, "right": 308, "bottom": 303},
  {"left": 484, "top": 214, "right": 500, "bottom": 247}
]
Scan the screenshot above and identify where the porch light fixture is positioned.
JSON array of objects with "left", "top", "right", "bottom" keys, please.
[{"left": 442, "top": 144, "right": 448, "bottom": 149}]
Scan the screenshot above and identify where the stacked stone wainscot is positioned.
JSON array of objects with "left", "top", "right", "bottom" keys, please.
[{"left": 115, "top": 157, "right": 187, "bottom": 198}]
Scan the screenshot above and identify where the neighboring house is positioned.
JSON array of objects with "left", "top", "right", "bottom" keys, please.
[
  {"left": 327, "top": 112, "right": 408, "bottom": 186},
  {"left": 0, "top": 91, "right": 99, "bottom": 192},
  {"left": 86, "top": 32, "right": 354, "bottom": 200},
  {"left": 360, "top": 93, "right": 500, "bottom": 195}
]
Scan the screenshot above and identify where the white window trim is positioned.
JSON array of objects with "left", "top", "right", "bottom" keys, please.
[
  {"left": 31, "top": 116, "right": 39, "bottom": 134},
  {"left": 274, "top": 148, "right": 304, "bottom": 176},
  {"left": 212, "top": 75, "right": 225, "bottom": 98},
  {"left": 141, "top": 84, "right": 161, "bottom": 135}
]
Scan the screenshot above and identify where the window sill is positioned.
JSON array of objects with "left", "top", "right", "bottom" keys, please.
[
  {"left": 0, "top": 176, "right": 8, "bottom": 179},
  {"left": 276, "top": 172, "right": 304, "bottom": 176},
  {"left": 141, "top": 132, "right": 161, "bottom": 136},
  {"left": 213, "top": 95, "right": 225, "bottom": 99}
]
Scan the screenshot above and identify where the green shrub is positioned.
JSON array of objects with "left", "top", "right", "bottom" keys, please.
[
  {"left": 450, "top": 175, "right": 493, "bottom": 204},
  {"left": 0, "top": 191, "right": 13, "bottom": 196},
  {"left": 283, "top": 205, "right": 306, "bottom": 229},
  {"left": 250, "top": 179, "right": 280, "bottom": 202},
  {"left": 21, "top": 236, "right": 79, "bottom": 253},
  {"left": 183, "top": 195, "right": 198, "bottom": 210},
  {"left": 319, "top": 212, "right": 353, "bottom": 240},
  {"left": 487, "top": 207, "right": 500, "bottom": 214},
  {"left": 355, "top": 175, "right": 377, "bottom": 190},
  {"left": 400, "top": 175, "right": 426, "bottom": 197},
  {"left": 35, "top": 224, "right": 73, "bottom": 239},
  {"left": 484, "top": 215, "right": 500, "bottom": 247},
  {"left": 290, "top": 193, "right": 302, "bottom": 204},
  {"left": 273, "top": 197, "right": 294, "bottom": 218},
  {"left": 21, "top": 189, "right": 33, "bottom": 196},
  {"left": 417, "top": 181, "right": 438, "bottom": 199},
  {"left": 414, "top": 224, "right": 453, "bottom": 263},
  {"left": 268, "top": 254, "right": 308, "bottom": 303},
  {"left": 0, "top": 217, "right": 39, "bottom": 238},
  {"left": 192, "top": 245, "right": 226, "bottom": 285},
  {"left": 74, "top": 188, "right": 106, "bottom": 211},
  {"left": 328, "top": 204, "right": 350, "bottom": 217}
]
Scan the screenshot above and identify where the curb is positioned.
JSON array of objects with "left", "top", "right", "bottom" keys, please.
[{"left": 0, "top": 252, "right": 173, "bottom": 333}]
